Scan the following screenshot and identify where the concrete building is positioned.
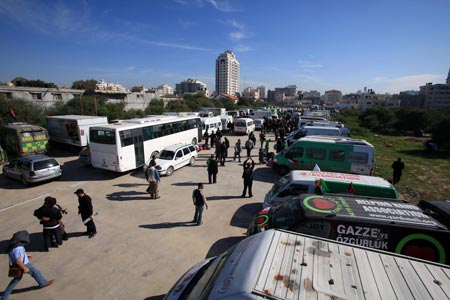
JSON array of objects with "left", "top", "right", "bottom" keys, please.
[
  {"left": 419, "top": 69, "right": 450, "bottom": 108},
  {"left": 256, "top": 85, "right": 267, "bottom": 99},
  {"left": 0, "top": 86, "right": 84, "bottom": 109},
  {"left": 175, "top": 79, "right": 209, "bottom": 96},
  {"left": 241, "top": 87, "right": 260, "bottom": 101},
  {"left": 399, "top": 90, "right": 425, "bottom": 108},
  {"left": 215, "top": 50, "right": 240, "bottom": 96},
  {"left": 302, "top": 90, "right": 321, "bottom": 105},
  {"left": 322, "top": 89, "right": 343, "bottom": 106},
  {"left": 96, "top": 80, "right": 129, "bottom": 93},
  {"left": 157, "top": 84, "right": 174, "bottom": 96},
  {"left": 275, "top": 85, "right": 298, "bottom": 97}
]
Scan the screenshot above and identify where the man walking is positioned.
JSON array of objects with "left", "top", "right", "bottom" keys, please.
[
  {"left": 391, "top": 158, "right": 405, "bottom": 184},
  {"left": 241, "top": 157, "right": 255, "bottom": 198},
  {"left": 74, "top": 189, "right": 97, "bottom": 238},
  {"left": 192, "top": 183, "right": 208, "bottom": 226},
  {"left": 245, "top": 138, "right": 254, "bottom": 157},
  {"left": 1, "top": 230, "right": 53, "bottom": 300},
  {"left": 206, "top": 154, "right": 218, "bottom": 184}
]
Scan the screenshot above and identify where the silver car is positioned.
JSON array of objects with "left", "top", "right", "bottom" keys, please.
[{"left": 2, "top": 155, "right": 62, "bottom": 186}]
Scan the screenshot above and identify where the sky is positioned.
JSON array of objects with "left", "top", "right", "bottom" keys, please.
[{"left": 1, "top": 0, "right": 450, "bottom": 94}]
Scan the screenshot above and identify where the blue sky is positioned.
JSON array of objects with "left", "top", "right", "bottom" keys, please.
[{"left": 1, "top": 0, "right": 449, "bottom": 94}]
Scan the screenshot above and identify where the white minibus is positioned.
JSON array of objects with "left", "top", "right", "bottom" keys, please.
[{"left": 233, "top": 117, "right": 255, "bottom": 135}]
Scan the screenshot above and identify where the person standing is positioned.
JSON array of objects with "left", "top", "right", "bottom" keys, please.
[
  {"left": 224, "top": 137, "right": 230, "bottom": 158},
  {"left": 74, "top": 189, "right": 97, "bottom": 238},
  {"left": 206, "top": 154, "right": 219, "bottom": 184},
  {"left": 203, "top": 132, "right": 209, "bottom": 147},
  {"left": 391, "top": 158, "right": 405, "bottom": 184},
  {"left": 241, "top": 157, "right": 255, "bottom": 198},
  {"left": 259, "top": 131, "right": 266, "bottom": 149},
  {"left": 219, "top": 141, "right": 227, "bottom": 166},
  {"left": 234, "top": 139, "right": 242, "bottom": 162},
  {"left": 1, "top": 230, "right": 54, "bottom": 300},
  {"left": 245, "top": 138, "right": 254, "bottom": 157},
  {"left": 33, "top": 196, "right": 63, "bottom": 252},
  {"left": 145, "top": 161, "right": 161, "bottom": 199},
  {"left": 192, "top": 183, "right": 208, "bottom": 226}
]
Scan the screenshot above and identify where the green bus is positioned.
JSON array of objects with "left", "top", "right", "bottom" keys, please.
[
  {"left": 272, "top": 136, "right": 374, "bottom": 175},
  {"left": 0, "top": 122, "right": 49, "bottom": 157}
]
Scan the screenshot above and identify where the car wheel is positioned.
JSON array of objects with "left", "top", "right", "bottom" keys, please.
[
  {"left": 191, "top": 138, "right": 197, "bottom": 145},
  {"left": 166, "top": 166, "right": 174, "bottom": 176},
  {"left": 21, "top": 176, "right": 29, "bottom": 186},
  {"left": 189, "top": 157, "right": 195, "bottom": 165},
  {"left": 278, "top": 165, "right": 290, "bottom": 176}
]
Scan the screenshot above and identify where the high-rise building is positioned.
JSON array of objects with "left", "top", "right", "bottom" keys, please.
[
  {"left": 215, "top": 50, "right": 240, "bottom": 96},
  {"left": 256, "top": 85, "right": 267, "bottom": 99}
]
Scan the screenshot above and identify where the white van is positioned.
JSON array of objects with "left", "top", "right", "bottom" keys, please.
[
  {"left": 234, "top": 118, "right": 255, "bottom": 135},
  {"left": 164, "top": 229, "right": 450, "bottom": 300},
  {"left": 200, "top": 116, "right": 222, "bottom": 136},
  {"left": 264, "top": 170, "right": 397, "bottom": 208},
  {"left": 287, "top": 126, "right": 341, "bottom": 145},
  {"left": 253, "top": 118, "right": 264, "bottom": 130}
]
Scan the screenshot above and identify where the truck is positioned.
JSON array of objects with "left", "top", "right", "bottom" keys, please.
[
  {"left": 45, "top": 115, "right": 108, "bottom": 147},
  {"left": 164, "top": 229, "right": 450, "bottom": 300},
  {"left": 249, "top": 194, "right": 450, "bottom": 265},
  {"left": 0, "top": 122, "right": 49, "bottom": 157}
]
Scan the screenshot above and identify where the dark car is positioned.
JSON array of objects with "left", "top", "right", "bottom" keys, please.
[
  {"left": 248, "top": 193, "right": 450, "bottom": 265},
  {"left": 3, "top": 155, "right": 62, "bottom": 186}
]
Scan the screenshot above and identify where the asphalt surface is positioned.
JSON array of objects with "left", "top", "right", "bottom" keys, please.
[{"left": 0, "top": 132, "right": 279, "bottom": 300}]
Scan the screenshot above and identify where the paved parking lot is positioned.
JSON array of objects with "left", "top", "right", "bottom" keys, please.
[{"left": 0, "top": 133, "right": 279, "bottom": 300}]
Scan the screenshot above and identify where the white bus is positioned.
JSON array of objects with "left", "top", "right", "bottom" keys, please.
[
  {"left": 89, "top": 115, "right": 201, "bottom": 172},
  {"left": 234, "top": 117, "right": 255, "bottom": 135},
  {"left": 200, "top": 116, "right": 222, "bottom": 136}
]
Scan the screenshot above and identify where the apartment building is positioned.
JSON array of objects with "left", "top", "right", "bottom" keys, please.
[{"left": 215, "top": 50, "right": 240, "bottom": 96}]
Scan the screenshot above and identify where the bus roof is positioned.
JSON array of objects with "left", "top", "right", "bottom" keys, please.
[
  {"left": 45, "top": 115, "right": 107, "bottom": 121},
  {"left": 90, "top": 115, "right": 199, "bottom": 131},
  {"left": 298, "top": 194, "right": 449, "bottom": 230},
  {"left": 291, "top": 171, "right": 392, "bottom": 187},
  {"left": 299, "top": 135, "right": 373, "bottom": 146}
]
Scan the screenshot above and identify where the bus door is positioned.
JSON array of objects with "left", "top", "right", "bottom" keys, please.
[{"left": 132, "top": 129, "right": 145, "bottom": 167}]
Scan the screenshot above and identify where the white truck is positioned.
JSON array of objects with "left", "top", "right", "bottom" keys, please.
[{"left": 45, "top": 115, "right": 108, "bottom": 147}]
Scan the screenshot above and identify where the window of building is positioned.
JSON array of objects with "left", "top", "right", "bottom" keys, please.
[
  {"left": 53, "top": 93, "right": 63, "bottom": 101},
  {"left": 31, "top": 93, "right": 43, "bottom": 100}
]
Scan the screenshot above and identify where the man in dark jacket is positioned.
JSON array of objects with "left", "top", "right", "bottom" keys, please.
[
  {"left": 206, "top": 154, "right": 219, "bottom": 184},
  {"left": 74, "top": 189, "right": 97, "bottom": 238},
  {"left": 241, "top": 157, "right": 255, "bottom": 198},
  {"left": 33, "top": 197, "right": 62, "bottom": 252}
]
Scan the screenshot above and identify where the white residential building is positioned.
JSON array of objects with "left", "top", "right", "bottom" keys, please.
[
  {"left": 256, "top": 85, "right": 267, "bottom": 99},
  {"left": 215, "top": 50, "right": 240, "bottom": 96},
  {"left": 96, "top": 80, "right": 129, "bottom": 93},
  {"left": 242, "top": 87, "right": 260, "bottom": 101}
]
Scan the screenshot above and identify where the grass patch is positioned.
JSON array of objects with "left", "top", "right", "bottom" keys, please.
[{"left": 354, "top": 134, "right": 450, "bottom": 203}]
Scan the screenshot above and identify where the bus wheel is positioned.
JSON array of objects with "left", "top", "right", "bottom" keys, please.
[
  {"left": 189, "top": 157, "right": 195, "bottom": 165},
  {"left": 278, "top": 165, "right": 290, "bottom": 176},
  {"left": 166, "top": 166, "right": 174, "bottom": 176},
  {"left": 191, "top": 138, "right": 197, "bottom": 145}
]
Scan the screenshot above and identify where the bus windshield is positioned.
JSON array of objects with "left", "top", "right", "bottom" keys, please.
[{"left": 90, "top": 129, "right": 116, "bottom": 145}]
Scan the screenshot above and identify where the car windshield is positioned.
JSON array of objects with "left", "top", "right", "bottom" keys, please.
[
  {"left": 272, "top": 174, "right": 290, "bottom": 194},
  {"left": 271, "top": 197, "right": 303, "bottom": 230},
  {"left": 159, "top": 150, "right": 175, "bottom": 160}
]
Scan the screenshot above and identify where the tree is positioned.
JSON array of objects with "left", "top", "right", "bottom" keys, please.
[
  {"left": 11, "top": 77, "right": 57, "bottom": 88},
  {"left": 71, "top": 79, "right": 98, "bottom": 95},
  {"left": 145, "top": 99, "right": 164, "bottom": 115}
]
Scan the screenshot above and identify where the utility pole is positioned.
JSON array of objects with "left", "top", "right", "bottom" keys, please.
[{"left": 80, "top": 94, "right": 84, "bottom": 115}]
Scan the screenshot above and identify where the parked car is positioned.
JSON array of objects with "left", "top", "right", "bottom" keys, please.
[
  {"left": 144, "top": 143, "right": 197, "bottom": 176},
  {"left": 2, "top": 155, "right": 62, "bottom": 186}
]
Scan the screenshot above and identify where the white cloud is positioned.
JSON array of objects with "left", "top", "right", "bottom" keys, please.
[
  {"left": 297, "top": 60, "right": 324, "bottom": 69},
  {"left": 205, "top": 0, "right": 238, "bottom": 12},
  {"left": 233, "top": 44, "right": 253, "bottom": 52}
]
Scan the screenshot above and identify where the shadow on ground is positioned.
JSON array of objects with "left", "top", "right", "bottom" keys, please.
[
  {"left": 230, "top": 202, "right": 262, "bottom": 229},
  {"left": 113, "top": 183, "right": 148, "bottom": 188},
  {"left": 139, "top": 221, "right": 196, "bottom": 229},
  {"left": 106, "top": 191, "right": 152, "bottom": 201},
  {"left": 253, "top": 167, "right": 279, "bottom": 184},
  {"left": 207, "top": 195, "right": 241, "bottom": 201},
  {"left": 205, "top": 236, "right": 246, "bottom": 258},
  {"left": 171, "top": 181, "right": 200, "bottom": 187},
  {"left": 144, "top": 294, "right": 166, "bottom": 300}
]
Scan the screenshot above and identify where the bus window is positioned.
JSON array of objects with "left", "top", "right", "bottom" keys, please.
[
  {"left": 348, "top": 152, "right": 369, "bottom": 164},
  {"left": 143, "top": 126, "right": 152, "bottom": 141},
  {"left": 120, "top": 130, "right": 134, "bottom": 147},
  {"left": 286, "top": 147, "right": 304, "bottom": 159},
  {"left": 153, "top": 125, "right": 163, "bottom": 138},
  {"left": 91, "top": 129, "right": 116, "bottom": 145},
  {"left": 330, "top": 150, "right": 345, "bottom": 161},
  {"left": 306, "top": 148, "right": 326, "bottom": 160}
]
